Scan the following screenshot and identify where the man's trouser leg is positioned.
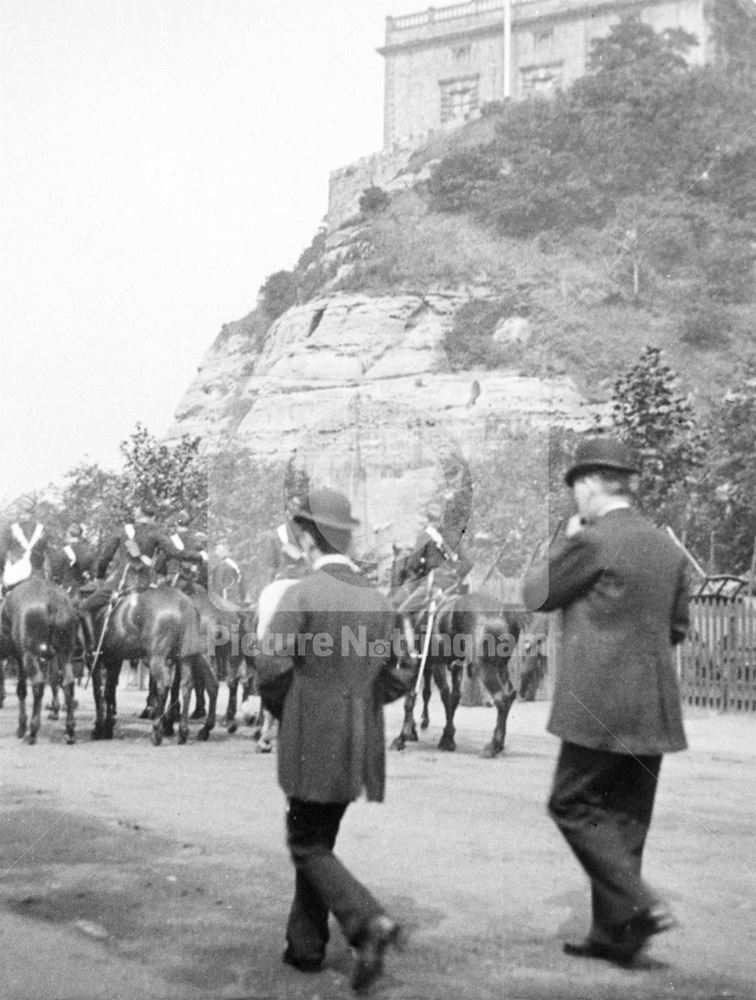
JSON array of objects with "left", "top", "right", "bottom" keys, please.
[
  {"left": 548, "top": 741, "right": 661, "bottom": 944},
  {"left": 285, "top": 799, "right": 383, "bottom": 964}
]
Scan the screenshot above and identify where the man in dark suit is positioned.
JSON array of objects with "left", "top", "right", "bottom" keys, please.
[
  {"left": 523, "top": 436, "right": 689, "bottom": 966},
  {"left": 257, "top": 487, "right": 410, "bottom": 991}
]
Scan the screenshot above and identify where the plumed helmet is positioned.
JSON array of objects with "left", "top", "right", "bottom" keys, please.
[
  {"left": 564, "top": 436, "right": 639, "bottom": 487},
  {"left": 291, "top": 488, "right": 360, "bottom": 532},
  {"left": 174, "top": 509, "right": 190, "bottom": 527}
]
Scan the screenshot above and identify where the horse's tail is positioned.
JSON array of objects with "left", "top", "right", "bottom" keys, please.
[{"left": 21, "top": 603, "right": 55, "bottom": 661}]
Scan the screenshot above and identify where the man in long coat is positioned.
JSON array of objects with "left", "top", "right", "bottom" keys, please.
[
  {"left": 257, "top": 487, "right": 410, "bottom": 990},
  {"left": 523, "top": 436, "right": 689, "bottom": 965}
]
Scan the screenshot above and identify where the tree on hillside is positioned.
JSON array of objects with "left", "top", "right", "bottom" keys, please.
[
  {"left": 120, "top": 423, "right": 206, "bottom": 525},
  {"left": 61, "top": 462, "right": 126, "bottom": 542},
  {"left": 602, "top": 346, "right": 706, "bottom": 533},
  {"left": 704, "top": 372, "right": 756, "bottom": 573}
]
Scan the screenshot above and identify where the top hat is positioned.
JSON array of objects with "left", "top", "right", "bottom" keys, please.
[
  {"left": 291, "top": 488, "right": 360, "bottom": 532},
  {"left": 565, "top": 436, "right": 639, "bottom": 487}
]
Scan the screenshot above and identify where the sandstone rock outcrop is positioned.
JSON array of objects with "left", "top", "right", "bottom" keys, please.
[{"left": 169, "top": 291, "right": 598, "bottom": 554}]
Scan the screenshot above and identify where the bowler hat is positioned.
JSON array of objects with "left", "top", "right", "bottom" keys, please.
[
  {"left": 565, "top": 436, "right": 639, "bottom": 486},
  {"left": 292, "top": 488, "right": 360, "bottom": 532}
]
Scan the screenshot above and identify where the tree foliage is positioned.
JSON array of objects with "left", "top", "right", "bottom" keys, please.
[
  {"left": 602, "top": 346, "right": 706, "bottom": 530},
  {"left": 705, "top": 372, "right": 756, "bottom": 572}
]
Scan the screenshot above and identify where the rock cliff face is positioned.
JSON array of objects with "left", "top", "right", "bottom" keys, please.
[{"left": 169, "top": 291, "right": 597, "bottom": 554}]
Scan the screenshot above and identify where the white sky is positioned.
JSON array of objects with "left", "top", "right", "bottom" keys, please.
[{"left": 0, "top": 0, "right": 427, "bottom": 503}]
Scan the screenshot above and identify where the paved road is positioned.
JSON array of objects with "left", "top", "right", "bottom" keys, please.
[{"left": 0, "top": 684, "right": 754, "bottom": 999}]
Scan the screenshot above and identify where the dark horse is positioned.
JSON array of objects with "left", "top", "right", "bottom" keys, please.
[
  {"left": 0, "top": 575, "right": 78, "bottom": 744},
  {"left": 169, "top": 579, "right": 253, "bottom": 733},
  {"left": 90, "top": 586, "right": 217, "bottom": 745},
  {"left": 389, "top": 555, "right": 540, "bottom": 758}
]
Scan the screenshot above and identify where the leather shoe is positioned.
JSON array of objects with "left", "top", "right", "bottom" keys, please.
[
  {"left": 282, "top": 948, "right": 323, "bottom": 973},
  {"left": 351, "top": 915, "right": 401, "bottom": 991},
  {"left": 563, "top": 938, "right": 635, "bottom": 966}
]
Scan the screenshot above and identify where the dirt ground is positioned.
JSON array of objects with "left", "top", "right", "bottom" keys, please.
[{"left": 0, "top": 679, "right": 754, "bottom": 1000}]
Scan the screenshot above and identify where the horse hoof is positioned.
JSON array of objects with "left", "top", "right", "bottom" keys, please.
[
  {"left": 27, "top": 733, "right": 37, "bottom": 745},
  {"left": 138, "top": 707, "right": 153, "bottom": 720},
  {"left": 178, "top": 729, "right": 188, "bottom": 745},
  {"left": 408, "top": 725, "right": 419, "bottom": 742},
  {"left": 91, "top": 725, "right": 103, "bottom": 741},
  {"left": 196, "top": 726, "right": 210, "bottom": 742},
  {"left": 227, "top": 720, "right": 238, "bottom": 735},
  {"left": 66, "top": 731, "right": 76, "bottom": 746},
  {"left": 390, "top": 736, "right": 405, "bottom": 751},
  {"left": 420, "top": 717, "right": 429, "bottom": 731},
  {"left": 438, "top": 735, "right": 456, "bottom": 752},
  {"left": 150, "top": 727, "right": 163, "bottom": 747},
  {"left": 17, "top": 727, "right": 26, "bottom": 740},
  {"left": 480, "top": 742, "right": 502, "bottom": 759}
]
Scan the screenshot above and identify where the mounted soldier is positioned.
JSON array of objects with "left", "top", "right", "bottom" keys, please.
[
  {"left": 48, "top": 523, "right": 96, "bottom": 593},
  {"left": 0, "top": 495, "right": 50, "bottom": 592},
  {"left": 257, "top": 504, "right": 308, "bottom": 588},
  {"left": 156, "top": 510, "right": 209, "bottom": 591},
  {"left": 80, "top": 502, "right": 203, "bottom": 652},
  {"left": 209, "top": 539, "right": 246, "bottom": 605}
]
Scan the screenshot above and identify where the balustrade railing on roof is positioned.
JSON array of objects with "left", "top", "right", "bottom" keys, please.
[{"left": 388, "top": 0, "right": 512, "bottom": 32}]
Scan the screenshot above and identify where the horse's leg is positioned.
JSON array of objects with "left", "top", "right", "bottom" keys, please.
[
  {"left": 27, "top": 653, "right": 45, "bottom": 745},
  {"left": 436, "top": 660, "right": 461, "bottom": 752},
  {"left": 177, "top": 656, "right": 193, "bottom": 745},
  {"left": 149, "top": 655, "right": 173, "bottom": 746},
  {"left": 190, "top": 662, "right": 207, "bottom": 719},
  {"left": 103, "top": 656, "right": 121, "bottom": 739},
  {"left": 225, "top": 650, "right": 241, "bottom": 735},
  {"left": 0, "top": 657, "right": 5, "bottom": 708},
  {"left": 162, "top": 660, "right": 181, "bottom": 736},
  {"left": 390, "top": 681, "right": 420, "bottom": 751},
  {"left": 256, "top": 709, "right": 278, "bottom": 752},
  {"left": 195, "top": 654, "right": 218, "bottom": 741},
  {"left": 59, "top": 653, "right": 77, "bottom": 746},
  {"left": 91, "top": 657, "right": 105, "bottom": 739},
  {"left": 16, "top": 664, "right": 27, "bottom": 739},
  {"left": 478, "top": 657, "right": 517, "bottom": 759},
  {"left": 420, "top": 666, "right": 432, "bottom": 730},
  {"left": 47, "top": 672, "right": 60, "bottom": 720}
]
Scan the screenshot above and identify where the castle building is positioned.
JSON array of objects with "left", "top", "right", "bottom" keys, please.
[{"left": 379, "top": 0, "right": 713, "bottom": 147}]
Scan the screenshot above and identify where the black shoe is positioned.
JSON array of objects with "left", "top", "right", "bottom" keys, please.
[
  {"left": 282, "top": 948, "right": 323, "bottom": 973},
  {"left": 563, "top": 938, "right": 635, "bottom": 966},
  {"left": 351, "top": 915, "right": 401, "bottom": 991}
]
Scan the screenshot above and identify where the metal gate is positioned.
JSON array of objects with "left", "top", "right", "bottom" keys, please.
[{"left": 678, "top": 585, "right": 756, "bottom": 712}]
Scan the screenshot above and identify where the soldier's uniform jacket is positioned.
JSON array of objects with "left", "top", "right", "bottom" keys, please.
[
  {"left": 1, "top": 518, "right": 49, "bottom": 587},
  {"left": 398, "top": 525, "right": 473, "bottom": 599},
  {"left": 49, "top": 539, "right": 96, "bottom": 591},
  {"left": 523, "top": 506, "right": 689, "bottom": 756},
  {"left": 260, "top": 522, "right": 308, "bottom": 582},
  {"left": 209, "top": 555, "right": 245, "bottom": 604},
  {"left": 97, "top": 522, "right": 198, "bottom": 589},
  {"left": 154, "top": 527, "right": 208, "bottom": 588}
]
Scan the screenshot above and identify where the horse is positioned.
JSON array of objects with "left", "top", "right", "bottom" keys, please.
[
  {"left": 170, "top": 577, "right": 255, "bottom": 734},
  {"left": 89, "top": 585, "right": 218, "bottom": 745},
  {"left": 0, "top": 575, "right": 78, "bottom": 744},
  {"left": 388, "top": 553, "right": 541, "bottom": 758}
]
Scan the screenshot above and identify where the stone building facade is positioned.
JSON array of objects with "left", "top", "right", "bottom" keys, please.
[{"left": 379, "top": 0, "right": 712, "bottom": 147}]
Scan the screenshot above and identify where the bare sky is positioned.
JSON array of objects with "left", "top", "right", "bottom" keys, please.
[{"left": 0, "top": 0, "right": 426, "bottom": 502}]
